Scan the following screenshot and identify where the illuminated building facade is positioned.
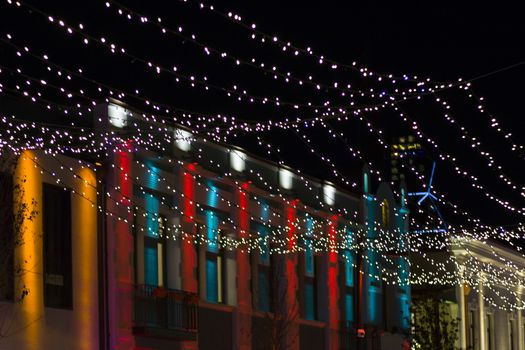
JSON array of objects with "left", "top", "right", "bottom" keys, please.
[
  {"left": 411, "top": 239, "right": 525, "bottom": 350},
  {"left": 0, "top": 101, "right": 410, "bottom": 349}
]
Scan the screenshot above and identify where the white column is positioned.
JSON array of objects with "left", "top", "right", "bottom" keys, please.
[
  {"left": 479, "top": 277, "right": 486, "bottom": 350},
  {"left": 457, "top": 283, "right": 467, "bottom": 350},
  {"left": 518, "top": 289, "right": 524, "bottom": 350}
]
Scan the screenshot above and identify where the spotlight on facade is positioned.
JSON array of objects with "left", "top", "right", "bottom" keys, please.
[
  {"left": 108, "top": 103, "right": 129, "bottom": 128},
  {"left": 175, "top": 129, "right": 192, "bottom": 152},
  {"left": 230, "top": 149, "right": 246, "bottom": 172},
  {"left": 279, "top": 167, "right": 293, "bottom": 190},
  {"left": 323, "top": 182, "right": 336, "bottom": 206}
]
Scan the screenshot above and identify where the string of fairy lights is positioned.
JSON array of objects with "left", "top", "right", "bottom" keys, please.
[
  {"left": 1, "top": 0, "right": 525, "bottom": 309},
  {"left": 0, "top": 63, "right": 516, "bottom": 252},
  {"left": 12, "top": 145, "right": 525, "bottom": 310},
  {"left": 2, "top": 25, "right": 522, "bottom": 221},
  {"left": 0, "top": 73, "right": 520, "bottom": 245},
  {"left": 3, "top": 110, "right": 525, "bottom": 308}
]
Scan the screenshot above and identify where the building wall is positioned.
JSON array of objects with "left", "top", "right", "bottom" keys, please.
[
  {"left": 119, "top": 139, "right": 410, "bottom": 350},
  {"left": 0, "top": 151, "right": 99, "bottom": 350}
]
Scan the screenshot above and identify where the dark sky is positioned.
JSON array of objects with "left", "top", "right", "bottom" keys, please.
[{"left": 1, "top": 0, "right": 524, "bottom": 228}]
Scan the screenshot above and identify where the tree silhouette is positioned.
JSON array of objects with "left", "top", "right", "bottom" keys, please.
[
  {"left": 0, "top": 153, "right": 39, "bottom": 340},
  {"left": 411, "top": 293, "right": 459, "bottom": 350}
]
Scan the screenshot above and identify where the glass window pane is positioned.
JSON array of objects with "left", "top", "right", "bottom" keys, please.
[
  {"left": 304, "top": 282, "right": 315, "bottom": 320},
  {"left": 144, "top": 244, "right": 158, "bottom": 286},
  {"left": 206, "top": 257, "right": 218, "bottom": 302}
]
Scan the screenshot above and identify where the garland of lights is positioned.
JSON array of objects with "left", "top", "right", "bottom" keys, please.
[
  {"left": 2, "top": 32, "right": 516, "bottom": 227},
  {"left": 8, "top": 146, "right": 525, "bottom": 307},
  {"left": 4, "top": 2, "right": 524, "bottom": 266}
]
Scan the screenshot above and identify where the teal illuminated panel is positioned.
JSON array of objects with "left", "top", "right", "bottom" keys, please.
[
  {"left": 304, "top": 282, "right": 315, "bottom": 320},
  {"left": 207, "top": 181, "right": 219, "bottom": 208},
  {"left": 400, "top": 294, "right": 410, "bottom": 329},
  {"left": 305, "top": 245, "right": 314, "bottom": 276},
  {"left": 344, "top": 250, "right": 354, "bottom": 287},
  {"left": 144, "top": 245, "right": 158, "bottom": 286},
  {"left": 145, "top": 164, "right": 159, "bottom": 238},
  {"left": 256, "top": 224, "right": 270, "bottom": 264},
  {"left": 206, "top": 210, "right": 220, "bottom": 252},
  {"left": 206, "top": 257, "right": 218, "bottom": 302},
  {"left": 258, "top": 270, "right": 270, "bottom": 312},
  {"left": 345, "top": 294, "right": 354, "bottom": 323},
  {"left": 261, "top": 200, "right": 270, "bottom": 222}
]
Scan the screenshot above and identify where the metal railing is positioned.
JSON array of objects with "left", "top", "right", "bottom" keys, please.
[{"left": 133, "top": 284, "right": 198, "bottom": 332}]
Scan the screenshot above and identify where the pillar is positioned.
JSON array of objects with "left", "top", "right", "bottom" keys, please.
[
  {"left": 106, "top": 142, "right": 135, "bottom": 350},
  {"left": 457, "top": 282, "right": 467, "bottom": 350},
  {"left": 518, "top": 289, "right": 524, "bottom": 350},
  {"left": 478, "top": 276, "right": 486, "bottom": 350},
  {"left": 234, "top": 182, "right": 252, "bottom": 350},
  {"left": 327, "top": 214, "right": 340, "bottom": 350}
]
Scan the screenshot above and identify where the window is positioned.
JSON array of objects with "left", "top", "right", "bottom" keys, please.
[
  {"left": 301, "top": 214, "right": 317, "bottom": 320},
  {"left": 253, "top": 222, "right": 271, "bottom": 312},
  {"left": 43, "top": 183, "right": 72, "bottom": 309},
  {"left": 486, "top": 314, "right": 494, "bottom": 350},
  {"left": 341, "top": 249, "right": 354, "bottom": 325},
  {"left": 143, "top": 210, "right": 166, "bottom": 287},
  {"left": 0, "top": 172, "right": 14, "bottom": 301},
  {"left": 509, "top": 319, "right": 515, "bottom": 350},
  {"left": 468, "top": 310, "right": 475, "bottom": 350},
  {"left": 203, "top": 208, "right": 226, "bottom": 303}
]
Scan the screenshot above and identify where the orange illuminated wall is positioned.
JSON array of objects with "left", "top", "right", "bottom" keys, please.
[
  {"left": 73, "top": 167, "right": 99, "bottom": 350},
  {"left": 11, "top": 152, "right": 99, "bottom": 350},
  {"left": 14, "top": 151, "right": 44, "bottom": 350}
]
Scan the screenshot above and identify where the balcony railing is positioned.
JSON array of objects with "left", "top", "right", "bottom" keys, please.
[{"left": 133, "top": 284, "right": 198, "bottom": 339}]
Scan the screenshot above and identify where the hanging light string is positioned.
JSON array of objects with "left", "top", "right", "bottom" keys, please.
[
  {"left": 1, "top": 70, "right": 518, "bottom": 236},
  {"left": 6, "top": 25, "right": 520, "bottom": 204},
  {"left": 3, "top": 112, "right": 523, "bottom": 249},
  {"left": 390, "top": 101, "right": 525, "bottom": 216},
  {"left": 5, "top": 0, "right": 377, "bottom": 114},
  {"left": 0, "top": 70, "right": 505, "bottom": 236},
  {"left": 2, "top": 19, "right": 520, "bottom": 227},
  {"left": 4, "top": 117, "right": 524, "bottom": 300},
  {"left": 13, "top": 141, "right": 524, "bottom": 296},
  {"left": 179, "top": 0, "right": 438, "bottom": 86},
  {"left": 4, "top": 0, "right": 524, "bottom": 201},
  {"left": 462, "top": 86, "right": 525, "bottom": 161},
  {"left": 101, "top": 0, "right": 437, "bottom": 100}
]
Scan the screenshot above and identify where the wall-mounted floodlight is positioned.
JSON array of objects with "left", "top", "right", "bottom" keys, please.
[
  {"left": 230, "top": 149, "right": 246, "bottom": 172},
  {"left": 174, "top": 129, "right": 192, "bottom": 152},
  {"left": 323, "top": 182, "right": 336, "bottom": 206},
  {"left": 279, "top": 168, "right": 293, "bottom": 190},
  {"left": 108, "top": 103, "right": 129, "bottom": 128}
]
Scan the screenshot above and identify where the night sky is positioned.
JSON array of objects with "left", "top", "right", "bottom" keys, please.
[{"left": 1, "top": 0, "right": 524, "bottom": 229}]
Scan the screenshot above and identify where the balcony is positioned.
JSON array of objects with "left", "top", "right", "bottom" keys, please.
[{"left": 133, "top": 284, "right": 198, "bottom": 340}]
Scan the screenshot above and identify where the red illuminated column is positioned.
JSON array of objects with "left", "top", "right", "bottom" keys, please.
[
  {"left": 180, "top": 163, "right": 198, "bottom": 294},
  {"left": 178, "top": 163, "right": 199, "bottom": 350},
  {"left": 107, "top": 141, "right": 135, "bottom": 350},
  {"left": 234, "top": 182, "right": 252, "bottom": 350},
  {"left": 285, "top": 200, "right": 300, "bottom": 350},
  {"left": 327, "top": 215, "right": 340, "bottom": 350}
]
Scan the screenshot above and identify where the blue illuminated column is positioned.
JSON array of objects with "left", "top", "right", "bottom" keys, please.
[
  {"left": 204, "top": 181, "right": 221, "bottom": 303},
  {"left": 397, "top": 187, "right": 411, "bottom": 330},
  {"left": 144, "top": 164, "right": 161, "bottom": 286}
]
